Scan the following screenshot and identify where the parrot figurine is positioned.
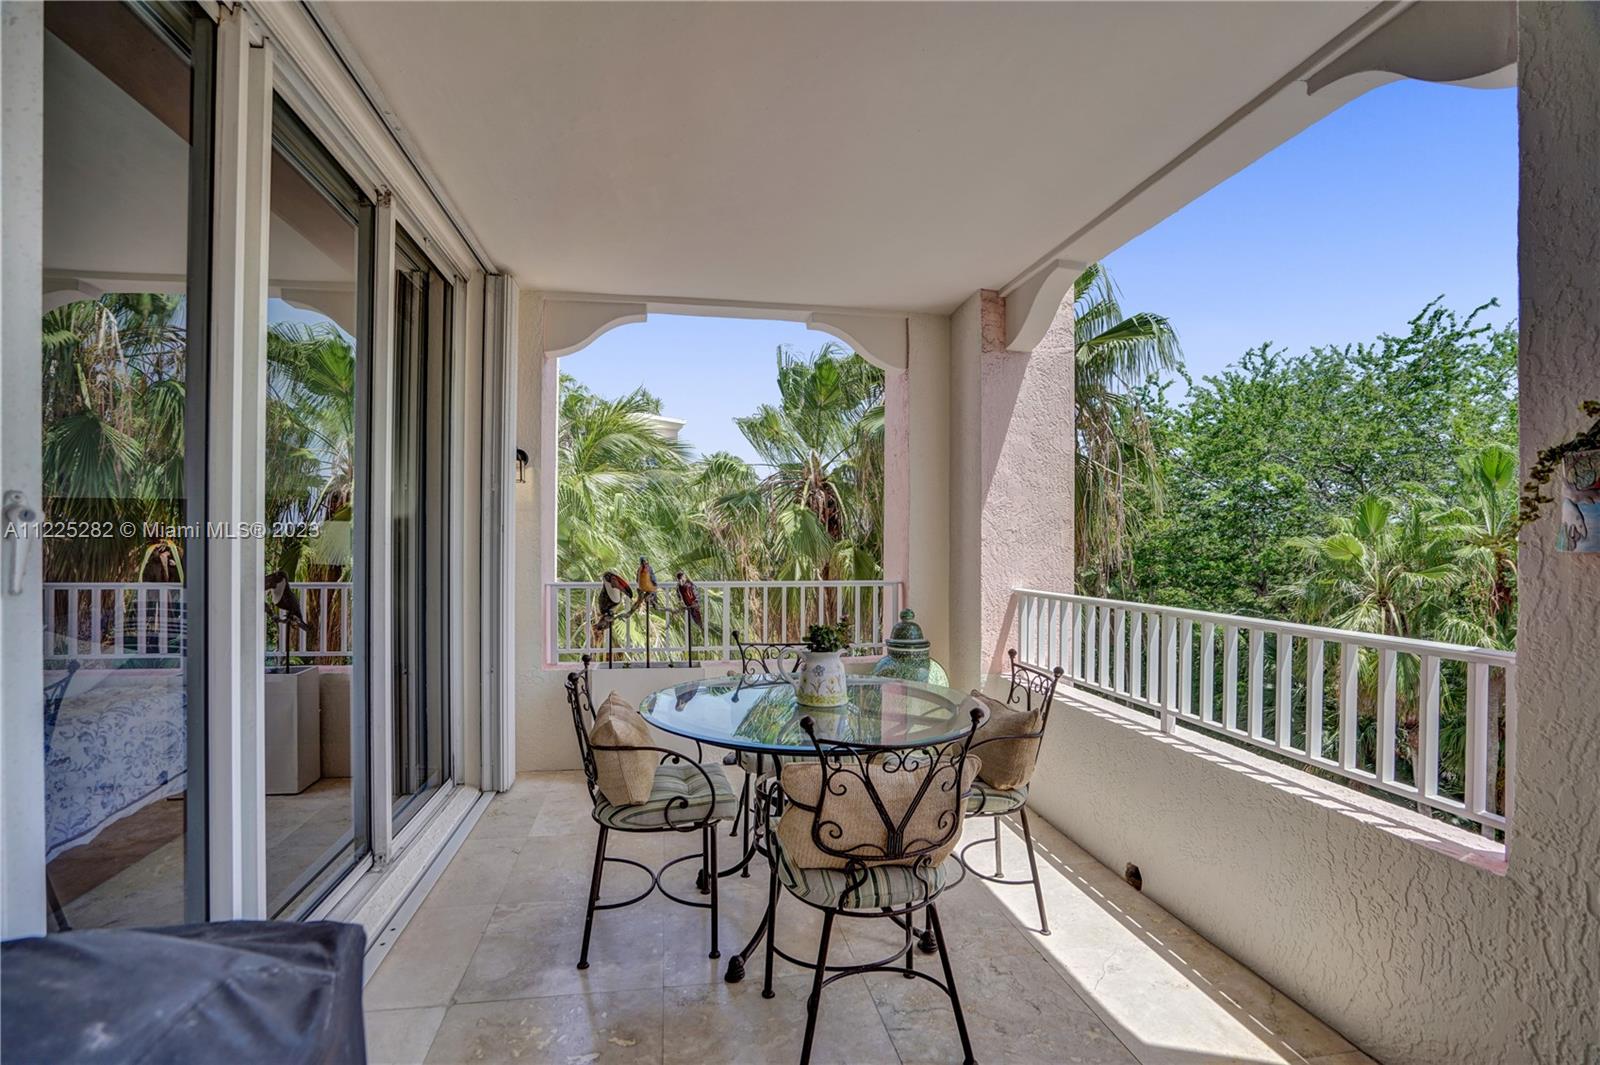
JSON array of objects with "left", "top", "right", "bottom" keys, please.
[
  {"left": 630, "top": 556, "right": 660, "bottom": 615},
  {"left": 594, "top": 570, "right": 633, "bottom": 641},
  {"left": 265, "top": 570, "right": 314, "bottom": 633},
  {"left": 675, "top": 571, "right": 702, "bottom": 628}
]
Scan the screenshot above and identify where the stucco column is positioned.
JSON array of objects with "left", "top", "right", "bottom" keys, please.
[
  {"left": 947, "top": 290, "right": 1075, "bottom": 687},
  {"left": 1506, "top": 4, "right": 1600, "bottom": 1057},
  {"left": 884, "top": 315, "right": 954, "bottom": 662}
]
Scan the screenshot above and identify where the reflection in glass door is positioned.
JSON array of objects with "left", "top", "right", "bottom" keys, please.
[
  {"left": 263, "top": 99, "right": 372, "bottom": 917},
  {"left": 38, "top": 0, "right": 212, "bottom": 930},
  {"left": 391, "top": 229, "right": 452, "bottom": 829}
]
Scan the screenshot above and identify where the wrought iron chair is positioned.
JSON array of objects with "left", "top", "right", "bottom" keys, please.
[
  {"left": 565, "top": 655, "right": 738, "bottom": 967},
  {"left": 956, "top": 649, "right": 1064, "bottom": 935},
  {"left": 764, "top": 709, "right": 984, "bottom": 1065},
  {"left": 722, "top": 630, "right": 810, "bottom": 860},
  {"left": 42, "top": 660, "right": 81, "bottom": 932}
]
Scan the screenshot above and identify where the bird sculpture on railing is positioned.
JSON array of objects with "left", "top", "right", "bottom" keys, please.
[
  {"left": 593, "top": 570, "right": 632, "bottom": 641},
  {"left": 140, "top": 541, "right": 182, "bottom": 583},
  {"left": 265, "top": 570, "right": 314, "bottom": 634},
  {"left": 266, "top": 570, "right": 314, "bottom": 675},
  {"left": 630, "top": 556, "right": 660, "bottom": 616},
  {"left": 675, "top": 571, "right": 702, "bottom": 628}
]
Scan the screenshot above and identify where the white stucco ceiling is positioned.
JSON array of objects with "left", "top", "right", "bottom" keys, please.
[{"left": 322, "top": 1, "right": 1390, "bottom": 314}]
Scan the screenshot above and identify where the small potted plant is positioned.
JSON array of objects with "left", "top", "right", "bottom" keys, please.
[{"left": 789, "top": 622, "right": 850, "bottom": 707}]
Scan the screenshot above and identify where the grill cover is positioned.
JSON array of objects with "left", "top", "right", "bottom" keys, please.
[{"left": 1, "top": 920, "right": 366, "bottom": 1065}]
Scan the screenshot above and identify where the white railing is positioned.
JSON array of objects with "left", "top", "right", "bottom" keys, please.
[
  {"left": 547, "top": 579, "right": 902, "bottom": 666},
  {"left": 43, "top": 581, "right": 354, "bottom": 665},
  {"left": 1015, "top": 589, "right": 1516, "bottom": 837},
  {"left": 265, "top": 581, "right": 354, "bottom": 663}
]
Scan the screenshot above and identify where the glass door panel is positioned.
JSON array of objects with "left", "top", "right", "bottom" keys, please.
[
  {"left": 38, "top": 0, "right": 212, "bottom": 929},
  {"left": 391, "top": 229, "right": 452, "bottom": 828},
  {"left": 263, "top": 99, "right": 372, "bottom": 917}
]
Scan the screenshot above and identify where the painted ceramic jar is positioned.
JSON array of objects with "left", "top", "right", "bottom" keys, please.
[
  {"left": 794, "top": 649, "right": 848, "bottom": 707},
  {"left": 870, "top": 609, "right": 949, "bottom": 687}
]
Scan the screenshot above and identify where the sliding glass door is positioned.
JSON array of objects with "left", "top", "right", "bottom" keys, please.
[
  {"left": 263, "top": 99, "right": 373, "bottom": 917},
  {"left": 37, "top": 0, "right": 213, "bottom": 929},
  {"left": 391, "top": 229, "right": 453, "bottom": 830}
]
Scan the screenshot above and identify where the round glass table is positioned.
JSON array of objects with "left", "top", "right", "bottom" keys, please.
[
  {"left": 641, "top": 673, "right": 981, "bottom": 983},
  {"left": 640, "top": 673, "right": 981, "bottom": 755}
]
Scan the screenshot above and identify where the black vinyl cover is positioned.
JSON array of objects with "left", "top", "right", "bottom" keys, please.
[{"left": 1, "top": 920, "right": 366, "bottom": 1065}]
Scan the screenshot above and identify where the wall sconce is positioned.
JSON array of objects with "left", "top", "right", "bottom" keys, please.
[{"left": 515, "top": 448, "right": 529, "bottom": 484}]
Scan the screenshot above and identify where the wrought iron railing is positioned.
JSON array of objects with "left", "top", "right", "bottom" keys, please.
[
  {"left": 547, "top": 579, "right": 902, "bottom": 667},
  {"left": 1014, "top": 589, "right": 1516, "bottom": 837}
]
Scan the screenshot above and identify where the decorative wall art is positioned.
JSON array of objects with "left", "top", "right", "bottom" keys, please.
[{"left": 1558, "top": 448, "right": 1600, "bottom": 553}]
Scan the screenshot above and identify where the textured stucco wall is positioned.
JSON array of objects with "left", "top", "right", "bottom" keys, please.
[
  {"left": 906, "top": 313, "right": 953, "bottom": 659},
  {"left": 948, "top": 291, "right": 1075, "bottom": 687},
  {"left": 1505, "top": 3, "right": 1600, "bottom": 1058},
  {"left": 1013, "top": 679, "right": 1520, "bottom": 1064}
]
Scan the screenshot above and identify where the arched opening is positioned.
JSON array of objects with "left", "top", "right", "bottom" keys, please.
[{"left": 546, "top": 312, "right": 898, "bottom": 664}]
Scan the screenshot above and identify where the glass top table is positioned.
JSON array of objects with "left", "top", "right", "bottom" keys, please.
[{"left": 640, "top": 674, "right": 981, "bottom": 755}]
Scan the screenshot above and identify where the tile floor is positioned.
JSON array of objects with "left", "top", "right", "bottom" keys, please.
[
  {"left": 365, "top": 772, "right": 1375, "bottom": 1065},
  {"left": 53, "top": 777, "right": 355, "bottom": 927}
]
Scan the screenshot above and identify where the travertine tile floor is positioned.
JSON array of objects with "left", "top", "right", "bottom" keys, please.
[{"left": 365, "top": 772, "right": 1375, "bottom": 1065}]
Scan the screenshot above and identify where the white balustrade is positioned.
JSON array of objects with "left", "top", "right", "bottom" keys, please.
[
  {"left": 1014, "top": 588, "right": 1515, "bottom": 837},
  {"left": 43, "top": 581, "right": 354, "bottom": 665},
  {"left": 546, "top": 579, "right": 902, "bottom": 667}
]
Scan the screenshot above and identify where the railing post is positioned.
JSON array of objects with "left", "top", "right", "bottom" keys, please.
[
  {"left": 1305, "top": 636, "right": 1325, "bottom": 761},
  {"left": 1246, "top": 628, "right": 1265, "bottom": 740},
  {"left": 1376, "top": 648, "right": 1398, "bottom": 785},
  {"left": 1275, "top": 633, "right": 1294, "bottom": 750},
  {"left": 1161, "top": 614, "right": 1178, "bottom": 733},
  {"left": 1465, "top": 660, "right": 1491, "bottom": 824}
]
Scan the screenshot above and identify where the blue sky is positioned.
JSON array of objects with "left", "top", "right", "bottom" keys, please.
[{"left": 563, "top": 80, "right": 1517, "bottom": 460}]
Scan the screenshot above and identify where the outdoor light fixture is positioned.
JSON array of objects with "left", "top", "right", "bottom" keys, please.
[{"left": 515, "top": 448, "right": 529, "bottom": 483}]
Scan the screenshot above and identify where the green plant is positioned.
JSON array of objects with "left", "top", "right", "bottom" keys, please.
[
  {"left": 805, "top": 622, "right": 847, "bottom": 654},
  {"left": 1519, "top": 399, "right": 1600, "bottom": 527}
]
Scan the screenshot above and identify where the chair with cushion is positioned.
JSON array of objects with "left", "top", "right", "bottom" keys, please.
[
  {"left": 764, "top": 709, "right": 984, "bottom": 1065},
  {"left": 956, "top": 649, "right": 1064, "bottom": 935},
  {"left": 722, "top": 631, "right": 811, "bottom": 863},
  {"left": 566, "top": 655, "right": 738, "bottom": 968}
]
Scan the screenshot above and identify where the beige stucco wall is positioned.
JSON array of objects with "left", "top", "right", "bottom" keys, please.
[
  {"left": 1503, "top": 2, "right": 1600, "bottom": 1057},
  {"left": 947, "top": 290, "right": 1075, "bottom": 687}
]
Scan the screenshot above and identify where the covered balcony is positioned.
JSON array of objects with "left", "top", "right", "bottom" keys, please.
[{"left": 4, "top": 2, "right": 1596, "bottom": 1064}]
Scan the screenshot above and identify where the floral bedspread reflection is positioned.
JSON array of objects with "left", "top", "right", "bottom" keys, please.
[{"left": 45, "top": 669, "right": 186, "bottom": 860}]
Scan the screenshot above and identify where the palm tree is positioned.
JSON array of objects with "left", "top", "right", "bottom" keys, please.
[
  {"left": 1072, "top": 264, "right": 1182, "bottom": 596},
  {"left": 1283, "top": 492, "right": 1504, "bottom": 798},
  {"left": 1452, "top": 444, "right": 1519, "bottom": 649},
  {"left": 727, "top": 344, "right": 884, "bottom": 584},
  {"left": 556, "top": 375, "right": 689, "bottom": 580},
  {"left": 41, "top": 294, "right": 189, "bottom": 582},
  {"left": 265, "top": 322, "right": 358, "bottom": 579}
]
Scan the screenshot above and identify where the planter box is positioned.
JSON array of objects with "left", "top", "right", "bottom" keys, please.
[{"left": 265, "top": 666, "right": 322, "bottom": 795}]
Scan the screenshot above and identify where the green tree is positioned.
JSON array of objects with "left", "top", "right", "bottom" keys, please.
[
  {"left": 556, "top": 376, "right": 689, "bottom": 579},
  {"left": 265, "top": 321, "right": 358, "bottom": 579},
  {"left": 1132, "top": 300, "right": 1517, "bottom": 618},
  {"left": 727, "top": 343, "right": 885, "bottom": 582},
  {"left": 41, "top": 294, "right": 188, "bottom": 581},
  {"left": 1072, "top": 264, "right": 1182, "bottom": 595}
]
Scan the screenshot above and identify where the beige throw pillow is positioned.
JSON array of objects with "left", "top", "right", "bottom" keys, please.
[
  {"left": 589, "top": 693, "right": 656, "bottom": 805},
  {"left": 777, "top": 755, "right": 979, "bottom": 870},
  {"left": 966, "top": 690, "right": 1044, "bottom": 791}
]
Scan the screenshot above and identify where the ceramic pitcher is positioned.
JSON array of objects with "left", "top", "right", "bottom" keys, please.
[{"left": 782, "top": 649, "right": 848, "bottom": 707}]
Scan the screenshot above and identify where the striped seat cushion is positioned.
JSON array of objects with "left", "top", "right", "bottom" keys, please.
[
  {"left": 773, "top": 837, "right": 958, "bottom": 910},
  {"left": 966, "top": 779, "right": 1028, "bottom": 816},
  {"left": 593, "top": 761, "right": 738, "bottom": 829}
]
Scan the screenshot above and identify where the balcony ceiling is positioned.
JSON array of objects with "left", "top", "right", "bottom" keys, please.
[{"left": 322, "top": 1, "right": 1386, "bottom": 314}]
